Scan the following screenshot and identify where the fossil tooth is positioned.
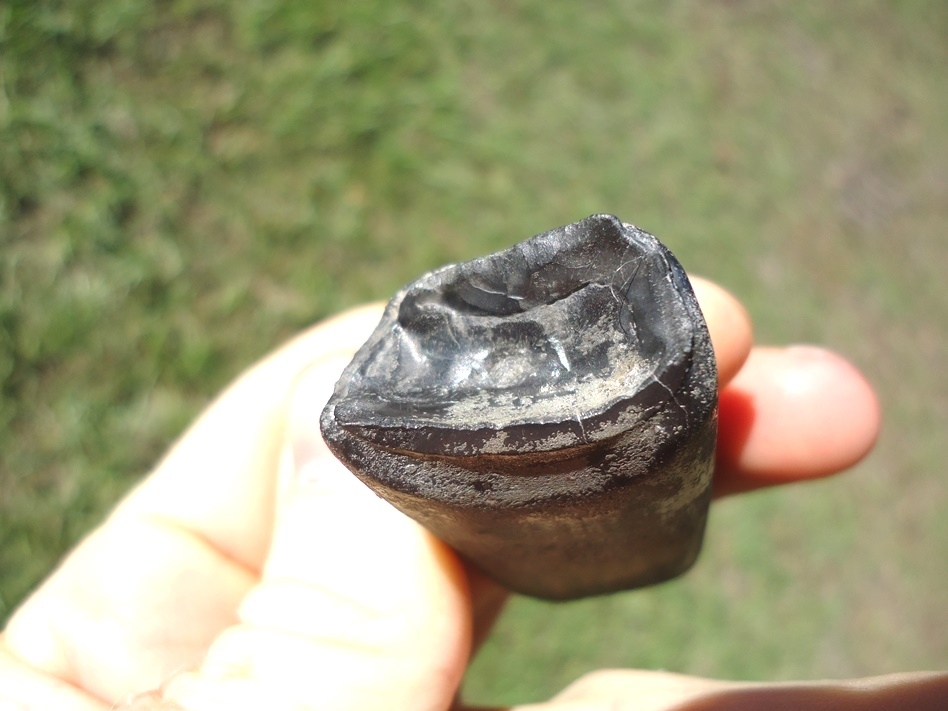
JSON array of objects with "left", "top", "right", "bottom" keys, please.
[{"left": 320, "top": 214, "right": 718, "bottom": 600}]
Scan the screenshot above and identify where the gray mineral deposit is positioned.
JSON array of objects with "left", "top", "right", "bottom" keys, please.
[{"left": 320, "top": 214, "right": 718, "bottom": 600}]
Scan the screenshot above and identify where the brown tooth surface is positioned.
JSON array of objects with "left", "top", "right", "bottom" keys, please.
[{"left": 320, "top": 214, "right": 718, "bottom": 600}]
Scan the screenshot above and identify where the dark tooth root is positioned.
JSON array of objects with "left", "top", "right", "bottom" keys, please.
[{"left": 320, "top": 214, "right": 718, "bottom": 600}]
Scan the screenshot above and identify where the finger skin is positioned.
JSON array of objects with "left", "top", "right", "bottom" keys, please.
[
  {"left": 714, "top": 346, "right": 881, "bottom": 497},
  {"left": 161, "top": 357, "right": 472, "bottom": 711},
  {"left": 120, "top": 302, "right": 389, "bottom": 573},
  {"left": 489, "top": 669, "right": 948, "bottom": 711},
  {"left": 2, "top": 305, "right": 390, "bottom": 704},
  {"left": 0, "top": 641, "right": 107, "bottom": 711}
]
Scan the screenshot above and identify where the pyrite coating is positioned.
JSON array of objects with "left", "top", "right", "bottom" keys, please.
[{"left": 320, "top": 214, "right": 717, "bottom": 600}]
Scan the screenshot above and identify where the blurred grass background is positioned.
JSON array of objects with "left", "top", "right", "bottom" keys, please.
[{"left": 1, "top": 0, "right": 946, "bottom": 705}]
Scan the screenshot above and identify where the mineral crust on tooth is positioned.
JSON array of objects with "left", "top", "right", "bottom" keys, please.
[{"left": 320, "top": 214, "right": 718, "bottom": 600}]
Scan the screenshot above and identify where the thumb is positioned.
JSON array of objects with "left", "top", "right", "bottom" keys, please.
[{"left": 164, "top": 354, "right": 473, "bottom": 711}]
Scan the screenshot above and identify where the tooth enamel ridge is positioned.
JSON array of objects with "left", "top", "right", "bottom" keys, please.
[{"left": 320, "top": 214, "right": 718, "bottom": 600}]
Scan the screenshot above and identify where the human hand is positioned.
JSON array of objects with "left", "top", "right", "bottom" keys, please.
[{"left": 3, "top": 277, "right": 933, "bottom": 711}]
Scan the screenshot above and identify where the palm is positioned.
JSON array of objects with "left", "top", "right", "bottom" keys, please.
[{"left": 2, "top": 284, "right": 888, "bottom": 710}]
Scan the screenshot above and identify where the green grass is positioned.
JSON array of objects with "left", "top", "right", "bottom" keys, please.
[{"left": 2, "top": 1, "right": 947, "bottom": 706}]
